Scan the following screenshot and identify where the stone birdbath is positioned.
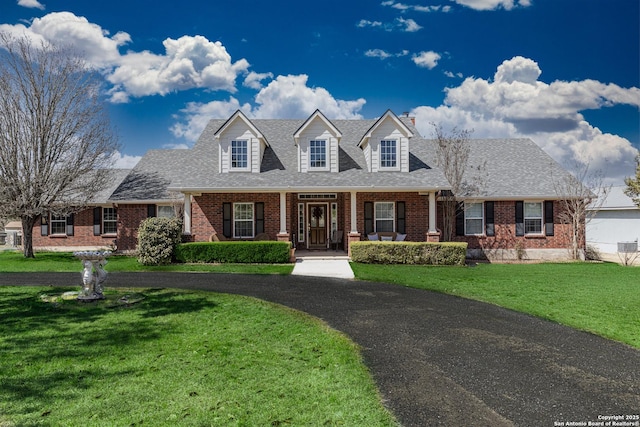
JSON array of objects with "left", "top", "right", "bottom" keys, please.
[{"left": 73, "top": 250, "right": 111, "bottom": 301}]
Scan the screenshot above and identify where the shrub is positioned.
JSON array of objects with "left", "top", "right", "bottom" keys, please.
[
  {"left": 175, "top": 241, "right": 291, "bottom": 264},
  {"left": 137, "top": 217, "right": 183, "bottom": 265},
  {"left": 350, "top": 241, "right": 467, "bottom": 265}
]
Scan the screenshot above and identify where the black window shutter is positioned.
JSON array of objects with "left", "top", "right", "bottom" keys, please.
[
  {"left": 255, "top": 202, "right": 265, "bottom": 235},
  {"left": 364, "top": 202, "right": 374, "bottom": 235},
  {"left": 455, "top": 202, "right": 465, "bottom": 236},
  {"left": 40, "top": 214, "right": 49, "bottom": 236},
  {"left": 485, "top": 202, "right": 495, "bottom": 236},
  {"left": 544, "top": 201, "right": 554, "bottom": 236},
  {"left": 396, "top": 201, "right": 406, "bottom": 234},
  {"left": 515, "top": 201, "right": 524, "bottom": 236},
  {"left": 93, "top": 207, "right": 102, "bottom": 236},
  {"left": 147, "top": 204, "right": 156, "bottom": 218},
  {"left": 66, "top": 213, "right": 74, "bottom": 236},
  {"left": 223, "top": 203, "right": 232, "bottom": 238}
]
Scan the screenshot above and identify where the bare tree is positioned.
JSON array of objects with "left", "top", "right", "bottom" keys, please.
[
  {"left": 431, "top": 123, "right": 479, "bottom": 241},
  {"left": 0, "top": 33, "right": 120, "bottom": 257},
  {"left": 553, "top": 160, "right": 610, "bottom": 260},
  {"left": 624, "top": 153, "right": 640, "bottom": 208}
]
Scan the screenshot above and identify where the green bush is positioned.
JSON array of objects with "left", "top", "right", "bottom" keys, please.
[
  {"left": 350, "top": 241, "right": 467, "bottom": 265},
  {"left": 136, "top": 217, "right": 183, "bottom": 265},
  {"left": 175, "top": 241, "right": 291, "bottom": 264}
]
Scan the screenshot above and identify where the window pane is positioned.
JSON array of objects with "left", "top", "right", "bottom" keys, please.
[
  {"left": 380, "top": 140, "right": 397, "bottom": 168},
  {"left": 157, "top": 205, "right": 175, "bottom": 218},
  {"left": 466, "top": 202, "right": 483, "bottom": 218},
  {"left": 310, "top": 140, "right": 326, "bottom": 168},
  {"left": 234, "top": 203, "right": 254, "bottom": 238},
  {"left": 231, "top": 140, "right": 248, "bottom": 168},
  {"left": 375, "top": 202, "right": 394, "bottom": 232},
  {"left": 51, "top": 215, "right": 66, "bottom": 235},
  {"left": 525, "top": 219, "right": 542, "bottom": 234},
  {"left": 103, "top": 208, "right": 117, "bottom": 234},
  {"left": 524, "top": 202, "right": 542, "bottom": 217},
  {"left": 466, "top": 219, "right": 483, "bottom": 235}
]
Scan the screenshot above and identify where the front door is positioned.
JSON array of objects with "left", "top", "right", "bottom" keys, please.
[{"left": 308, "top": 204, "right": 327, "bottom": 249}]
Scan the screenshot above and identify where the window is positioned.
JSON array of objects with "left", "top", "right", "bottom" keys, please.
[
  {"left": 375, "top": 202, "right": 395, "bottom": 232},
  {"left": 465, "top": 202, "right": 484, "bottom": 235},
  {"left": 234, "top": 203, "right": 254, "bottom": 238},
  {"left": 50, "top": 214, "right": 67, "bottom": 235},
  {"left": 103, "top": 207, "right": 117, "bottom": 235},
  {"left": 231, "top": 140, "right": 248, "bottom": 169},
  {"left": 380, "top": 139, "right": 397, "bottom": 168},
  {"left": 309, "top": 140, "right": 327, "bottom": 169},
  {"left": 157, "top": 205, "right": 175, "bottom": 218},
  {"left": 524, "top": 202, "right": 543, "bottom": 234}
]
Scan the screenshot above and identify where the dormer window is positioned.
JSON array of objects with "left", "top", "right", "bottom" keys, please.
[
  {"left": 309, "top": 140, "right": 327, "bottom": 169},
  {"left": 380, "top": 139, "right": 398, "bottom": 169},
  {"left": 231, "top": 140, "right": 249, "bottom": 170}
]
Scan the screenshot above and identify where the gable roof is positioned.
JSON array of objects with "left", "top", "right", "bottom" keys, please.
[
  {"left": 293, "top": 109, "right": 342, "bottom": 145},
  {"left": 358, "top": 109, "right": 413, "bottom": 148},
  {"left": 214, "top": 110, "right": 269, "bottom": 147}
]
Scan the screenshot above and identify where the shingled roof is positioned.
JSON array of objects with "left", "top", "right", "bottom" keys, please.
[{"left": 108, "top": 114, "right": 579, "bottom": 201}]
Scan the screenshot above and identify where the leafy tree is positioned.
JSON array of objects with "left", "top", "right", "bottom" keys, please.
[
  {"left": 0, "top": 33, "right": 119, "bottom": 257},
  {"left": 624, "top": 154, "right": 640, "bottom": 207}
]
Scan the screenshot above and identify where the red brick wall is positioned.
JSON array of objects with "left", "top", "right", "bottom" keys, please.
[
  {"left": 449, "top": 200, "right": 581, "bottom": 250},
  {"left": 355, "top": 192, "right": 431, "bottom": 242},
  {"left": 190, "top": 193, "right": 282, "bottom": 242},
  {"left": 116, "top": 205, "right": 150, "bottom": 251},
  {"left": 32, "top": 208, "right": 117, "bottom": 249}
]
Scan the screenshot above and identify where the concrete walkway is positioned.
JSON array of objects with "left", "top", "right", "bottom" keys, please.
[{"left": 292, "top": 250, "right": 355, "bottom": 279}]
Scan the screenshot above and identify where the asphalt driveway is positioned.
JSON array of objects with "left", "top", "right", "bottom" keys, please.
[{"left": 2, "top": 272, "right": 639, "bottom": 426}]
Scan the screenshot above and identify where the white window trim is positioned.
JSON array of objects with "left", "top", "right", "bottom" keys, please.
[
  {"left": 464, "top": 201, "right": 485, "bottom": 236},
  {"left": 233, "top": 202, "right": 254, "bottom": 239},
  {"left": 379, "top": 139, "right": 400, "bottom": 171},
  {"left": 230, "top": 139, "right": 250, "bottom": 172},
  {"left": 102, "top": 207, "right": 117, "bottom": 235},
  {"left": 298, "top": 203, "right": 305, "bottom": 243},
  {"left": 374, "top": 202, "right": 395, "bottom": 232},
  {"left": 50, "top": 214, "right": 67, "bottom": 236},
  {"left": 524, "top": 201, "right": 544, "bottom": 235},
  {"left": 308, "top": 139, "right": 330, "bottom": 171}
]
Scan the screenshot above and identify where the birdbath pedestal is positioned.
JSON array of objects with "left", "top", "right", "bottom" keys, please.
[{"left": 74, "top": 251, "right": 111, "bottom": 301}]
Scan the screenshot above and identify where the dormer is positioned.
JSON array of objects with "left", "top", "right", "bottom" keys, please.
[
  {"left": 214, "top": 110, "right": 268, "bottom": 173},
  {"left": 358, "top": 110, "right": 413, "bottom": 173},
  {"left": 294, "top": 110, "right": 342, "bottom": 173}
]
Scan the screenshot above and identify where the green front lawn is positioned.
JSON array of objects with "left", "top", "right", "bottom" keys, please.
[
  {"left": 351, "top": 262, "right": 640, "bottom": 348},
  {"left": 0, "top": 287, "right": 398, "bottom": 427},
  {"left": 0, "top": 250, "right": 293, "bottom": 274}
]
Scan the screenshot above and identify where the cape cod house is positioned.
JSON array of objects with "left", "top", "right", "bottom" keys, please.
[{"left": 30, "top": 109, "right": 582, "bottom": 260}]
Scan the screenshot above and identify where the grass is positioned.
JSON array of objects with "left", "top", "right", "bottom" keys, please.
[
  {"left": 351, "top": 262, "right": 640, "bottom": 348},
  {"left": 0, "top": 250, "right": 293, "bottom": 275},
  {"left": 0, "top": 286, "right": 398, "bottom": 427}
]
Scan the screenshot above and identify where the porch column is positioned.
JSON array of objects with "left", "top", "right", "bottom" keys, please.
[
  {"left": 279, "top": 191, "right": 287, "bottom": 234},
  {"left": 427, "top": 191, "right": 440, "bottom": 242},
  {"left": 277, "top": 191, "right": 290, "bottom": 242},
  {"left": 183, "top": 193, "right": 192, "bottom": 234},
  {"left": 348, "top": 191, "right": 361, "bottom": 257}
]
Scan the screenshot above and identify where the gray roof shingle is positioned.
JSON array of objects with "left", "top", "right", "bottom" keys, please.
[{"left": 108, "top": 115, "right": 579, "bottom": 201}]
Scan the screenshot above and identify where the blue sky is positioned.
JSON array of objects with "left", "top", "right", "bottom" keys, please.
[{"left": 2, "top": 0, "right": 639, "bottom": 183}]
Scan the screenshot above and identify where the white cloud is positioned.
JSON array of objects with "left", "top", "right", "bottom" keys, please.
[
  {"left": 170, "top": 75, "right": 367, "bottom": 142},
  {"left": 253, "top": 74, "right": 366, "bottom": 119},
  {"left": 357, "top": 17, "right": 422, "bottom": 32},
  {"left": 381, "top": 1, "right": 449, "bottom": 13},
  {"left": 1, "top": 12, "right": 250, "bottom": 102},
  {"left": 17, "top": 0, "right": 45, "bottom": 9},
  {"left": 412, "top": 51, "right": 441, "bottom": 69},
  {"left": 444, "top": 70, "right": 463, "bottom": 78},
  {"left": 169, "top": 97, "right": 252, "bottom": 142},
  {"left": 452, "top": 0, "right": 531, "bottom": 11},
  {"left": 411, "top": 56, "right": 639, "bottom": 183},
  {"left": 109, "top": 151, "right": 141, "bottom": 169},
  {"left": 365, "top": 49, "right": 409, "bottom": 60},
  {"left": 243, "top": 71, "right": 274, "bottom": 90},
  {"left": 396, "top": 17, "right": 422, "bottom": 32}
]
